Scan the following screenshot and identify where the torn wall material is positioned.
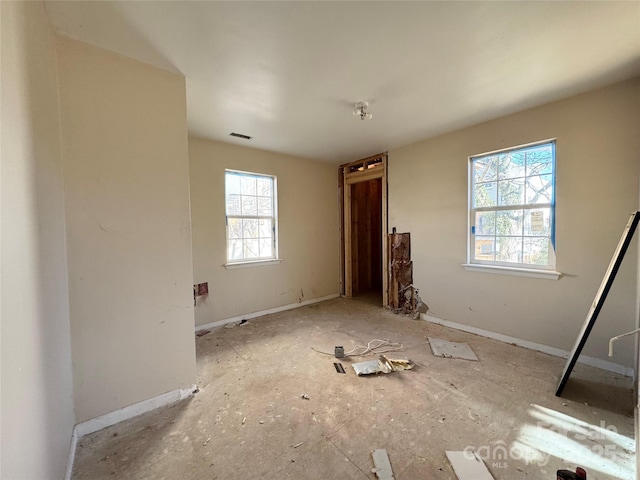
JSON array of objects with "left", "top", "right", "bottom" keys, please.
[{"left": 387, "top": 233, "right": 428, "bottom": 318}]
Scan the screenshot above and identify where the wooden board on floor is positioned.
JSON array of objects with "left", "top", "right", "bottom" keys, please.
[{"left": 446, "top": 451, "right": 494, "bottom": 480}]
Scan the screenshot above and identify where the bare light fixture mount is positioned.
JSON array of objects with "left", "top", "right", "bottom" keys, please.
[{"left": 353, "top": 102, "right": 373, "bottom": 121}]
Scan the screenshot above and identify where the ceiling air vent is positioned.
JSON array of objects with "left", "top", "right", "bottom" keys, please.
[{"left": 229, "top": 132, "right": 252, "bottom": 140}]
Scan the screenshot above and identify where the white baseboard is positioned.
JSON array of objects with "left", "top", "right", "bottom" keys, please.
[
  {"left": 195, "top": 293, "right": 340, "bottom": 332},
  {"left": 64, "top": 429, "right": 78, "bottom": 480},
  {"left": 65, "top": 385, "right": 197, "bottom": 480},
  {"left": 422, "top": 314, "right": 635, "bottom": 378}
]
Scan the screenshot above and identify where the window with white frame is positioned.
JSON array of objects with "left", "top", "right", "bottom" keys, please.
[
  {"left": 225, "top": 170, "right": 277, "bottom": 263},
  {"left": 469, "top": 140, "right": 556, "bottom": 270}
]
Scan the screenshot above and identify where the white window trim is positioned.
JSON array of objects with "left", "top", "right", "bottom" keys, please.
[
  {"left": 225, "top": 169, "right": 279, "bottom": 265},
  {"left": 224, "top": 259, "right": 281, "bottom": 269},
  {"left": 467, "top": 138, "right": 560, "bottom": 276},
  {"left": 461, "top": 263, "right": 562, "bottom": 280}
]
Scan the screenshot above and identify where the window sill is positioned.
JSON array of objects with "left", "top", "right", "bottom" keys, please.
[
  {"left": 224, "top": 259, "right": 281, "bottom": 269},
  {"left": 462, "top": 263, "right": 562, "bottom": 280}
]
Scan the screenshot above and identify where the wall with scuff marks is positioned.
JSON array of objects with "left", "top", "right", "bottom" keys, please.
[
  {"left": 388, "top": 78, "right": 640, "bottom": 369},
  {"left": 1, "top": 2, "right": 75, "bottom": 477},
  {"left": 57, "top": 36, "right": 196, "bottom": 422},
  {"left": 189, "top": 137, "right": 340, "bottom": 326}
]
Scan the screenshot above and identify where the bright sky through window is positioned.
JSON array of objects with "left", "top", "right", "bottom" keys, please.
[
  {"left": 469, "top": 141, "right": 556, "bottom": 269},
  {"left": 225, "top": 170, "right": 277, "bottom": 263}
]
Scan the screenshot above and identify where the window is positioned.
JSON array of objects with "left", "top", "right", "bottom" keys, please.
[
  {"left": 225, "top": 170, "right": 277, "bottom": 263},
  {"left": 469, "top": 140, "right": 556, "bottom": 271}
]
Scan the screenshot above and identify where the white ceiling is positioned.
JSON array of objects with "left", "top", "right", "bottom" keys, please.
[{"left": 45, "top": 1, "right": 640, "bottom": 164}]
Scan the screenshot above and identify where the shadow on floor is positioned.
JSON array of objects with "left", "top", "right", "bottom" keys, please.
[
  {"left": 352, "top": 289, "right": 383, "bottom": 307},
  {"left": 561, "top": 378, "right": 634, "bottom": 417}
]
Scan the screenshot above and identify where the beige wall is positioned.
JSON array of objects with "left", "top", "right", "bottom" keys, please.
[
  {"left": 57, "top": 37, "right": 196, "bottom": 422},
  {"left": 1, "top": 2, "right": 75, "bottom": 478},
  {"left": 189, "top": 137, "right": 340, "bottom": 325},
  {"left": 389, "top": 78, "right": 640, "bottom": 369}
]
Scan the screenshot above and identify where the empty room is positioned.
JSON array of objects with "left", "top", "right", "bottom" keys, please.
[{"left": 3, "top": 1, "right": 640, "bottom": 479}]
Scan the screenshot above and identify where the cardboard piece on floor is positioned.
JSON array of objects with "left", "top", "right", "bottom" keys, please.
[
  {"left": 371, "top": 449, "right": 394, "bottom": 480},
  {"left": 429, "top": 337, "right": 478, "bottom": 361},
  {"left": 446, "top": 451, "right": 494, "bottom": 480}
]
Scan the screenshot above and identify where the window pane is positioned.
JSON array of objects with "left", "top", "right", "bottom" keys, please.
[
  {"left": 473, "top": 156, "right": 498, "bottom": 183},
  {"left": 475, "top": 211, "right": 495, "bottom": 235},
  {"left": 526, "top": 145, "right": 553, "bottom": 176},
  {"left": 257, "top": 197, "right": 272, "bottom": 216},
  {"left": 259, "top": 219, "right": 273, "bottom": 238},
  {"left": 225, "top": 170, "right": 277, "bottom": 263},
  {"left": 241, "top": 196, "right": 257, "bottom": 215},
  {"left": 225, "top": 173, "right": 241, "bottom": 195},
  {"left": 259, "top": 238, "right": 273, "bottom": 258},
  {"left": 242, "top": 218, "right": 258, "bottom": 238},
  {"left": 241, "top": 176, "right": 257, "bottom": 195},
  {"left": 524, "top": 208, "right": 550, "bottom": 236},
  {"left": 257, "top": 178, "right": 272, "bottom": 197},
  {"left": 229, "top": 240, "right": 243, "bottom": 260},
  {"left": 474, "top": 182, "right": 497, "bottom": 207},
  {"left": 496, "top": 209, "right": 523, "bottom": 236},
  {"left": 243, "top": 239, "right": 259, "bottom": 259},
  {"left": 496, "top": 237, "right": 522, "bottom": 263},
  {"left": 469, "top": 142, "right": 554, "bottom": 269},
  {"left": 498, "top": 178, "right": 525, "bottom": 206},
  {"left": 475, "top": 236, "right": 495, "bottom": 261},
  {"left": 498, "top": 152, "right": 526, "bottom": 180},
  {"left": 226, "top": 194, "right": 241, "bottom": 215},
  {"left": 525, "top": 174, "right": 553, "bottom": 205},
  {"left": 228, "top": 218, "right": 242, "bottom": 239},
  {"left": 523, "top": 237, "right": 549, "bottom": 265}
]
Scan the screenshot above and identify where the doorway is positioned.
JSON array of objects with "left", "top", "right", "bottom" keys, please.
[
  {"left": 351, "top": 179, "right": 382, "bottom": 297},
  {"left": 339, "top": 153, "right": 388, "bottom": 306}
]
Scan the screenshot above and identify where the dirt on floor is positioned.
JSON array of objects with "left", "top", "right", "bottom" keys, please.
[{"left": 71, "top": 297, "right": 635, "bottom": 480}]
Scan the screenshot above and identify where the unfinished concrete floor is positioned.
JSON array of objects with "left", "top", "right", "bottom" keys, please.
[{"left": 71, "top": 297, "right": 636, "bottom": 479}]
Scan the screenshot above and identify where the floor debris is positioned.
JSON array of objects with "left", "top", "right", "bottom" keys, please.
[
  {"left": 333, "top": 362, "right": 346, "bottom": 374},
  {"left": 371, "top": 449, "right": 394, "bottom": 480},
  {"left": 352, "top": 360, "right": 381, "bottom": 376},
  {"left": 195, "top": 329, "right": 211, "bottom": 337},
  {"left": 301, "top": 394, "right": 310, "bottom": 400},
  {"left": 293, "top": 442, "right": 304, "bottom": 448},
  {"left": 353, "top": 355, "right": 414, "bottom": 376},
  {"left": 446, "top": 451, "right": 494, "bottom": 480},
  {"left": 202, "top": 436, "right": 211, "bottom": 446},
  {"left": 224, "top": 319, "right": 248, "bottom": 329},
  {"left": 379, "top": 355, "right": 414, "bottom": 372},
  {"left": 429, "top": 337, "right": 478, "bottom": 361},
  {"left": 557, "top": 467, "right": 587, "bottom": 480}
]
